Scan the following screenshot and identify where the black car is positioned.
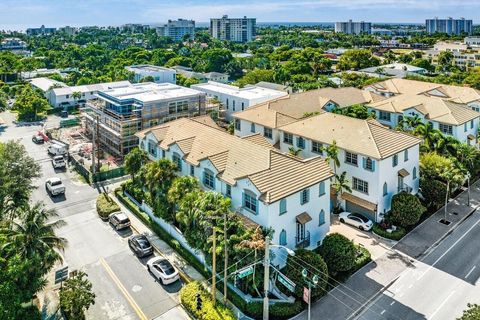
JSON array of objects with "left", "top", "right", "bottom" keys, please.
[
  {"left": 128, "top": 234, "right": 153, "bottom": 257},
  {"left": 32, "top": 134, "right": 45, "bottom": 144}
]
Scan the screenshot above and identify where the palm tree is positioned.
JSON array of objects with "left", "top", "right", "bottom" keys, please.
[
  {"left": 413, "top": 122, "right": 443, "bottom": 151},
  {"left": 288, "top": 147, "right": 301, "bottom": 156},
  {"left": 322, "top": 140, "right": 340, "bottom": 175},
  {"left": 143, "top": 159, "right": 177, "bottom": 219},
  {"left": 404, "top": 115, "right": 422, "bottom": 130},
  {"left": 332, "top": 171, "right": 352, "bottom": 210},
  {"left": 124, "top": 147, "right": 148, "bottom": 183},
  {"left": 439, "top": 163, "right": 464, "bottom": 223},
  {"left": 455, "top": 143, "right": 478, "bottom": 174},
  {"left": 167, "top": 176, "right": 199, "bottom": 208},
  {"left": 0, "top": 203, "right": 67, "bottom": 269}
]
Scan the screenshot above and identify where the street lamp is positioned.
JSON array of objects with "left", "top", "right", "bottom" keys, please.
[
  {"left": 302, "top": 269, "right": 319, "bottom": 320},
  {"left": 466, "top": 172, "right": 471, "bottom": 206},
  {"left": 263, "top": 236, "right": 295, "bottom": 320}
]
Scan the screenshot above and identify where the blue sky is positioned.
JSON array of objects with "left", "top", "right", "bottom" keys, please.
[{"left": 0, "top": 0, "right": 478, "bottom": 31}]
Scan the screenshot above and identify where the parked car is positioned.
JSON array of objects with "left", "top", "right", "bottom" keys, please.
[
  {"left": 339, "top": 212, "right": 373, "bottom": 231},
  {"left": 146, "top": 257, "right": 179, "bottom": 285},
  {"left": 48, "top": 143, "right": 67, "bottom": 156},
  {"left": 45, "top": 177, "right": 65, "bottom": 196},
  {"left": 108, "top": 212, "right": 131, "bottom": 230},
  {"left": 32, "top": 134, "right": 44, "bottom": 144},
  {"left": 128, "top": 234, "right": 153, "bottom": 258},
  {"left": 52, "top": 155, "right": 66, "bottom": 169}
]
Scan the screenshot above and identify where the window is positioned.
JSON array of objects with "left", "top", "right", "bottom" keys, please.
[
  {"left": 439, "top": 123, "right": 453, "bottom": 135},
  {"left": 353, "top": 177, "right": 369, "bottom": 194},
  {"left": 226, "top": 184, "right": 231, "bottom": 198},
  {"left": 319, "top": 210, "right": 325, "bottom": 226},
  {"left": 464, "top": 123, "right": 467, "bottom": 132},
  {"left": 392, "top": 154, "right": 398, "bottom": 167},
  {"left": 383, "top": 182, "right": 388, "bottom": 196},
  {"left": 379, "top": 111, "right": 391, "bottom": 121},
  {"left": 190, "top": 165, "right": 195, "bottom": 176},
  {"left": 243, "top": 190, "right": 258, "bottom": 214},
  {"left": 233, "top": 100, "right": 236, "bottom": 111},
  {"left": 203, "top": 169, "right": 215, "bottom": 189},
  {"left": 471, "top": 120, "right": 474, "bottom": 129},
  {"left": 345, "top": 152, "right": 358, "bottom": 166},
  {"left": 413, "top": 167, "right": 417, "bottom": 179},
  {"left": 319, "top": 181, "right": 325, "bottom": 196},
  {"left": 148, "top": 140, "right": 157, "bottom": 156},
  {"left": 279, "top": 229, "right": 287, "bottom": 246},
  {"left": 364, "top": 157, "right": 375, "bottom": 171},
  {"left": 235, "top": 119, "right": 241, "bottom": 131},
  {"left": 279, "top": 199, "right": 287, "bottom": 215},
  {"left": 241, "top": 102, "right": 245, "bottom": 110},
  {"left": 162, "top": 150, "right": 166, "bottom": 158},
  {"left": 172, "top": 153, "right": 182, "bottom": 171},
  {"left": 300, "top": 189, "right": 310, "bottom": 205},
  {"left": 297, "top": 137, "right": 305, "bottom": 149},
  {"left": 404, "top": 150, "right": 409, "bottom": 161},
  {"left": 226, "top": 98, "right": 229, "bottom": 108},
  {"left": 250, "top": 123, "right": 255, "bottom": 133},
  {"left": 283, "top": 132, "right": 293, "bottom": 145},
  {"left": 264, "top": 127, "right": 272, "bottom": 139},
  {"left": 312, "top": 141, "right": 323, "bottom": 154}
]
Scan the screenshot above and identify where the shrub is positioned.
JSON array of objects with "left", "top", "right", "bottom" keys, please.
[
  {"left": 419, "top": 178, "right": 446, "bottom": 211},
  {"left": 96, "top": 193, "right": 120, "bottom": 219},
  {"left": 353, "top": 245, "right": 371, "bottom": 271},
  {"left": 180, "top": 281, "right": 235, "bottom": 320},
  {"left": 270, "top": 301, "right": 305, "bottom": 319},
  {"left": 390, "top": 192, "right": 426, "bottom": 228},
  {"left": 372, "top": 223, "right": 407, "bottom": 241},
  {"left": 318, "top": 233, "right": 356, "bottom": 275}
]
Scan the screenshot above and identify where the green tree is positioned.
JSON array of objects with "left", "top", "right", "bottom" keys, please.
[
  {"left": 124, "top": 147, "right": 148, "bottom": 182},
  {"left": 420, "top": 152, "right": 455, "bottom": 180},
  {"left": 318, "top": 233, "right": 356, "bottom": 275},
  {"left": 458, "top": 304, "right": 480, "bottom": 320},
  {"left": 140, "top": 75, "right": 155, "bottom": 82},
  {"left": 332, "top": 171, "right": 352, "bottom": 210},
  {"left": 419, "top": 178, "right": 446, "bottom": 211},
  {"left": 72, "top": 91, "right": 82, "bottom": 106},
  {"left": 13, "top": 86, "right": 50, "bottom": 121},
  {"left": 437, "top": 51, "right": 454, "bottom": 72},
  {"left": 338, "top": 49, "right": 380, "bottom": 71},
  {"left": 322, "top": 140, "right": 340, "bottom": 175},
  {"left": 167, "top": 176, "right": 199, "bottom": 207},
  {"left": 440, "top": 162, "right": 465, "bottom": 222},
  {"left": 60, "top": 271, "right": 96, "bottom": 320},
  {"left": 390, "top": 192, "right": 426, "bottom": 228},
  {"left": 413, "top": 122, "right": 443, "bottom": 151}
]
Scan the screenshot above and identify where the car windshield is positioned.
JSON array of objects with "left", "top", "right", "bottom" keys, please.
[
  {"left": 351, "top": 214, "right": 368, "bottom": 223},
  {"left": 156, "top": 260, "right": 175, "bottom": 275},
  {"left": 50, "top": 180, "right": 62, "bottom": 186},
  {"left": 117, "top": 216, "right": 129, "bottom": 223},
  {"left": 54, "top": 156, "right": 63, "bottom": 161},
  {"left": 137, "top": 237, "right": 151, "bottom": 249}
]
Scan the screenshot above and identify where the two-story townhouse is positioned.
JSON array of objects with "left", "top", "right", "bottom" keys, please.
[{"left": 135, "top": 116, "right": 333, "bottom": 250}]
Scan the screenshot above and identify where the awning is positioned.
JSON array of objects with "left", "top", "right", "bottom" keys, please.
[
  {"left": 237, "top": 213, "right": 260, "bottom": 230},
  {"left": 468, "top": 134, "right": 476, "bottom": 140},
  {"left": 398, "top": 168, "right": 410, "bottom": 177},
  {"left": 342, "top": 193, "right": 377, "bottom": 212},
  {"left": 296, "top": 212, "right": 313, "bottom": 225}
]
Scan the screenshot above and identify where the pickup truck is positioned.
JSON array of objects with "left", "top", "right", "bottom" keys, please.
[
  {"left": 52, "top": 155, "right": 66, "bottom": 169},
  {"left": 45, "top": 177, "right": 65, "bottom": 196}
]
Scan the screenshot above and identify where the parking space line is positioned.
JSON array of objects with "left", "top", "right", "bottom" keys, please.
[
  {"left": 465, "top": 266, "right": 476, "bottom": 279},
  {"left": 99, "top": 257, "right": 148, "bottom": 320},
  {"left": 429, "top": 291, "right": 455, "bottom": 320}
]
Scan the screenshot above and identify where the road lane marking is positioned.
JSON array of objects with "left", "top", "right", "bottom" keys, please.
[
  {"left": 418, "top": 219, "right": 480, "bottom": 280},
  {"left": 408, "top": 284, "right": 413, "bottom": 289},
  {"left": 99, "top": 257, "right": 148, "bottom": 320},
  {"left": 390, "top": 301, "right": 395, "bottom": 306},
  {"left": 429, "top": 291, "right": 455, "bottom": 320},
  {"left": 465, "top": 266, "right": 476, "bottom": 279},
  {"left": 381, "top": 310, "right": 386, "bottom": 315}
]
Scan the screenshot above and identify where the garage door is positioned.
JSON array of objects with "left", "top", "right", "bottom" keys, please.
[{"left": 345, "top": 201, "right": 376, "bottom": 222}]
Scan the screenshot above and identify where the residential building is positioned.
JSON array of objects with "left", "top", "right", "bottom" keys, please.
[
  {"left": 255, "top": 82, "right": 293, "bottom": 94},
  {"left": 84, "top": 82, "right": 206, "bottom": 158},
  {"left": 334, "top": 20, "right": 372, "bottom": 35},
  {"left": 191, "top": 81, "right": 288, "bottom": 120},
  {"left": 233, "top": 105, "right": 420, "bottom": 222},
  {"left": 464, "top": 37, "right": 480, "bottom": 47},
  {"left": 425, "top": 41, "right": 480, "bottom": 69},
  {"left": 210, "top": 15, "right": 256, "bottom": 43},
  {"left": 156, "top": 19, "right": 195, "bottom": 41},
  {"left": 125, "top": 65, "right": 177, "bottom": 84},
  {"left": 21, "top": 68, "right": 77, "bottom": 80},
  {"left": 136, "top": 116, "right": 333, "bottom": 250},
  {"left": 26, "top": 25, "right": 56, "bottom": 36},
  {"left": 58, "top": 26, "right": 77, "bottom": 36},
  {"left": 0, "top": 38, "right": 27, "bottom": 51},
  {"left": 121, "top": 24, "right": 150, "bottom": 33},
  {"left": 359, "top": 63, "right": 427, "bottom": 78},
  {"left": 426, "top": 18, "right": 473, "bottom": 35},
  {"left": 173, "top": 66, "right": 229, "bottom": 84},
  {"left": 365, "top": 78, "right": 480, "bottom": 144}
]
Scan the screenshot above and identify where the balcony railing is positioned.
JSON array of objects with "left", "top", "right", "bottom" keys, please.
[
  {"left": 398, "top": 183, "right": 413, "bottom": 193},
  {"left": 295, "top": 231, "right": 310, "bottom": 249}
]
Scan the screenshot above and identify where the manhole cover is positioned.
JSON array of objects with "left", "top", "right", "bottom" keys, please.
[{"left": 132, "top": 285, "right": 142, "bottom": 292}]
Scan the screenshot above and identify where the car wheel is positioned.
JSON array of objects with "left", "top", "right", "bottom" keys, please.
[
  {"left": 147, "top": 265, "right": 151, "bottom": 273},
  {"left": 340, "top": 218, "right": 345, "bottom": 223},
  {"left": 359, "top": 226, "right": 364, "bottom": 231}
]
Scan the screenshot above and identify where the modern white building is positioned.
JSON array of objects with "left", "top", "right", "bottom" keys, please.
[
  {"left": 365, "top": 79, "right": 480, "bottom": 144},
  {"left": 233, "top": 94, "right": 421, "bottom": 222},
  {"left": 26, "top": 25, "right": 56, "bottom": 36},
  {"left": 425, "top": 41, "right": 480, "bottom": 69},
  {"left": 173, "top": 66, "right": 229, "bottom": 84},
  {"left": 359, "top": 63, "right": 427, "bottom": 78},
  {"left": 156, "top": 19, "right": 195, "bottom": 41},
  {"left": 335, "top": 20, "right": 372, "bottom": 35},
  {"left": 191, "top": 81, "right": 288, "bottom": 120},
  {"left": 136, "top": 116, "right": 333, "bottom": 250},
  {"left": 210, "top": 15, "right": 256, "bottom": 43},
  {"left": 426, "top": 18, "right": 473, "bottom": 35},
  {"left": 125, "top": 65, "right": 177, "bottom": 84}
]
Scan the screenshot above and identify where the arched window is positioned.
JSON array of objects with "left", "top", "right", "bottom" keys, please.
[
  {"left": 413, "top": 167, "right": 417, "bottom": 179},
  {"left": 279, "top": 229, "right": 287, "bottom": 246},
  {"left": 172, "top": 152, "right": 182, "bottom": 172},
  {"left": 203, "top": 168, "right": 215, "bottom": 189},
  {"left": 319, "top": 210, "right": 325, "bottom": 226},
  {"left": 383, "top": 182, "right": 388, "bottom": 196},
  {"left": 243, "top": 189, "right": 258, "bottom": 214}
]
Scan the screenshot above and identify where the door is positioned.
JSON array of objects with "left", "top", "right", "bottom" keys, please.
[
  {"left": 296, "top": 222, "right": 305, "bottom": 242},
  {"left": 398, "top": 175, "right": 404, "bottom": 191}
]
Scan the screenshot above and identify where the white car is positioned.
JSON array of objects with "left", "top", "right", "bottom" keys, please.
[
  {"left": 339, "top": 212, "right": 373, "bottom": 231},
  {"left": 146, "top": 257, "right": 180, "bottom": 285},
  {"left": 52, "top": 155, "right": 66, "bottom": 169},
  {"left": 45, "top": 177, "right": 66, "bottom": 196},
  {"left": 48, "top": 143, "right": 67, "bottom": 156}
]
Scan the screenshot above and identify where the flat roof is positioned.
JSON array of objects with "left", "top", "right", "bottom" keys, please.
[
  {"left": 125, "top": 64, "right": 176, "bottom": 73},
  {"left": 29, "top": 77, "right": 67, "bottom": 92},
  {"left": 52, "top": 81, "right": 131, "bottom": 96},
  {"left": 191, "top": 81, "right": 287, "bottom": 101}
]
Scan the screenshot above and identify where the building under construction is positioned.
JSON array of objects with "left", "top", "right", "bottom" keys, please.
[{"left": 84, "top": 82, "right": 206, "bottom": 159}]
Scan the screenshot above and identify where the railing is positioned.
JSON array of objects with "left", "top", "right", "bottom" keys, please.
[
  {"left": 398, "top": 183, "right": 413, "bottom": 193},
  {"left": 295, "top": 231, "right": 311, "bottom": 249}
]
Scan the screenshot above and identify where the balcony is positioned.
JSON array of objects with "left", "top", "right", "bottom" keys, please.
[
  {"left": 398, "top": 183, "right": 413, "bottom": 193},
  {"left": 295, "top": 231, "right": 310, "bottom": 249}
]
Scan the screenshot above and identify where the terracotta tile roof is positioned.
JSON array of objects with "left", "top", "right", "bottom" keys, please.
[{"left": 241, "top": 134, "right": 275, "bottom": 149}]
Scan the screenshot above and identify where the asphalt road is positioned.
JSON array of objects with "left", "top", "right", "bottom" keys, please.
[
  {"left": 356, "top": 211, "right": 480, "bottom": 320},
  {"left": 0, "top": 111, "right": 185, "bottom": 320}
]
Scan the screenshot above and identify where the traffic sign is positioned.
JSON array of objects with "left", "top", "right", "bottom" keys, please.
[
  {"left": 237, "top": 266, "right": 254, "bottom": 279},
  {"left": 278, "top": 272, "right": 296, "bottom": 292},
  {"left": 54, "top": 266, "right": 69, "bottom": 284},
  {"left": 303, "top": 287, "right": 310, "bottom": 304}
]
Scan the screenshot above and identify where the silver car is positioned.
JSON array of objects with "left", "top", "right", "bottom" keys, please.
[{"left": 109, "top": 212, "right": 131, "bottom": 230}]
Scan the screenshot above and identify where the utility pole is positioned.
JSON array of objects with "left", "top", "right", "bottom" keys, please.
[
  {"left": 263, "top": 235, "right": 270, "bottom": 320},
  {"left": 91, "top": 117, "right": 96, "bottom": 175},
  {"left": 212, "top": 227, "right": 217, "bottom": 308},
  {"left": 223, "top": 212, "right": 228, "bottom": 304},
  {"left": 96, "top": 114, "right": 100, "bottom": 170}
]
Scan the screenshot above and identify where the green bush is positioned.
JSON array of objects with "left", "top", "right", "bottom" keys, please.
[
  {"left": 353, "top": 245, "right": 371, "bottom": 271},
  {"left": 96, "top": 193, "right": 120, "bottom": 219},
  {"left": 318, "top": 233, "right": 356, "bottom": 275},
  {"left": 419, "top": 178, "right": 446, "bottom": 211},
  {"left": 372, "top": 224, "right": 407, "bottom": 241},
  {"left": 180, "top": 281, "right": 235, "bottom": 320},
  {"left": 391, "top": 192, "right": 426, "bottom": 228},
  {"left": 270, "top": 301, "right": 305, "bottom": 319}
]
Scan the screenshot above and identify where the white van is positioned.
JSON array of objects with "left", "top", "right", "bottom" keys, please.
[{"left": 48, "top": 143, "right": 67, "bottom": 156}]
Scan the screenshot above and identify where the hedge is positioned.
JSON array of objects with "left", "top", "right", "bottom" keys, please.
[
  {"left": 96, "top": 193, "right": 120, "bottom": 220},
  {"left": 372, "top": 224, "right": 406, "bottom": 241},
  {"left": 180, "top": 281, "right": 235, "bottom": 320},
  {"left": 353, "top": 245, "right": 371, "bottom": 271}
]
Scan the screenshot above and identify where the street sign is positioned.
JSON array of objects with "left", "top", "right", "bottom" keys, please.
[
  {"left": 303, "top": 287, "right": 310, "bottom": 304},
  {"left": 54, "top": 266, "right": 69, "bottom": 284},
  {"left": 278, "top": 272, "right": 296, "bottom": 292},
  {"left": 237, "top": 266, "right": 254, "bottom": 279}
]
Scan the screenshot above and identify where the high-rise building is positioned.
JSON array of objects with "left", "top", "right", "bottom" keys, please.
[
  {"left": 26, "top": 25, "right": 57, "bottom": 36},
  {"left": 334, "top": 20, "right": 372, "bottom": 35},
  {"left": 210, "top": 15, "right": 256, "bottom": 43},
  {"left": 156, "top": 19, "right": 195, "bottom": 41},
  {"left": 426, "top": 18, "right": 473, "bottom": 35}
]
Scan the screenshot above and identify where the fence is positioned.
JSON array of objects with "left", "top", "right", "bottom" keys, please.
[
  {"left": 69, "top": 156, "right": 91, "bottom": 183},
  {"left": 59, "top": 117, "right": 81, "bottom": 128},
  {"left": 92, "top": 167, "right": 125, "bottom": 183}
]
